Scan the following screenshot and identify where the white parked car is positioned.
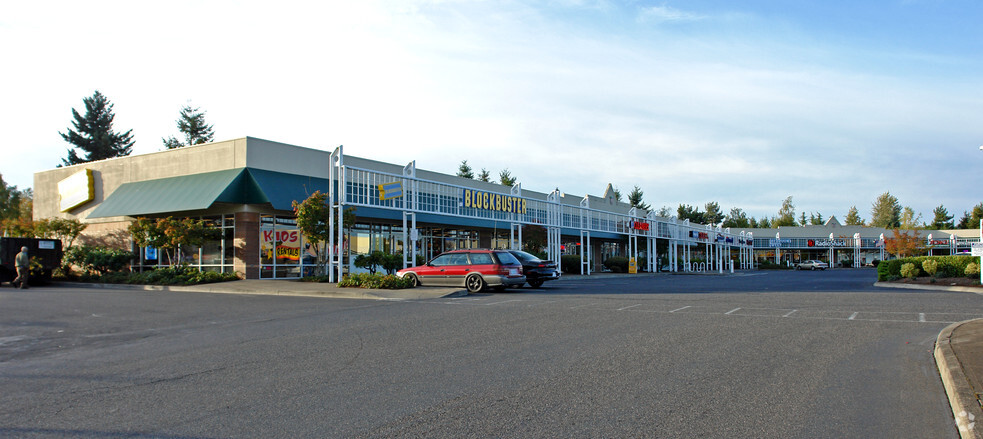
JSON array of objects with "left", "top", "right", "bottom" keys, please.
[{"left": 795, "top": 260, "right": 828, "bottom": 270}]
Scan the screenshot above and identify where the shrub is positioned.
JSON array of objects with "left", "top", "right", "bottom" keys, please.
[
  {"left": 603, "top": 256, "right": 630, "bottom": 273},
  {"left": 79, "top": 265, "right": 240, "bottom": 285},
  {"left": 966, "top": 262, "right": 980, "bottom": 277},
  {"left": 900, "top": 263, "right": 919, "bottom": 279},
  {"left": 65, "top": 245, "right": 134, "bottom": 275},
  {"left": 339, "top": 273, "right": 414, "bottom": 289},
  {"left": 922, "top": 259, "right": 938, "bottom": 277},
  {"left": 561, "top": 255, "right": 583, "bottom": 274},
  {"left": 876, "top": 260, "right": 890, "bottom": 281}
]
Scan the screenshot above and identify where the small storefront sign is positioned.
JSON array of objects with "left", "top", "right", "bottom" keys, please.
[{"left": 378, "top": 181, "right": 403, "bottom": 200}]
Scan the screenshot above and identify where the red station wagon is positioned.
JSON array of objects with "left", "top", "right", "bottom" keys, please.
[{"left": 396, "top": 249, "right": 526, "bottom": 293}]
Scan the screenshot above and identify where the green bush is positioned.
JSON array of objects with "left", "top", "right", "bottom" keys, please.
[
  {"left": 77, "top": 265, "right": 240, "bottom": 285},
  {"left": 561, "top": 255, "right": 583, "bottom": 274},
  {"left": 878, "top": 256, "right": 977, "bottom": 281},
  {"left": 65, "top": 245, "right": 134, "bottom": 275},
  {"left": 966, "top": 262, "right": 980, "bottom": 277},
  {"left": 922, "top": 259, "right": 938, "bottom": 277},
  {"left": 900, "top": 263, "right": 919, "bottom": 279},
  {"left": 757, "top": 260, "right": 791, "bottom": 270},
  {"left": 339, "top": 273, "right": 414, "bottom": 289}
]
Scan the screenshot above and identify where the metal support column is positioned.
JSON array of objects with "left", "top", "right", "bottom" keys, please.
[
  {"left": 401, "top": 160, "right": 417, "bottom": 268},
  {"left": 328, "top": 146, "right": 344, "bottom": 283},
  {"left": 547, "top": 189, "right": 562, "bottom": 269}
]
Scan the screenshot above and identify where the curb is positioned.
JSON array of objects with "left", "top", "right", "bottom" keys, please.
[
  {"left": 936, "top": 319, "right": 983, "bottom": 439},
  {"left": 50, "top": 281, "right": 467, "bottom": 300},
  {"left": 874, "top": 282, "right": 983, "bottom": 295}
]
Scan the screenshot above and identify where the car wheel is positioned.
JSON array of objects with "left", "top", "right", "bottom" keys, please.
[
  {"left": 529, "top": 280, "right": 544, "bottom": 288},
  {"left": 795, "top": 265, "right": 801, "bottom": 270},
  {"left": 811, "top": 266, "right": 816, "bottom": 270},
  {"left": 405, "top": 273, "right": 420, "bottom": 287},
  {"left": 465, "top": 274, "right": 485, "bottom": 293}
]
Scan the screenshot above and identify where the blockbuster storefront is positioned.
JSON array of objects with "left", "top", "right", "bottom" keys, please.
[{"left": 34, "top": 137, "right": 756, "bottom": 280}]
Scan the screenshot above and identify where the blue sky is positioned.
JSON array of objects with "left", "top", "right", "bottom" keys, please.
[{"left": 2, "top": 0, "right": 981, "bottom": 223}]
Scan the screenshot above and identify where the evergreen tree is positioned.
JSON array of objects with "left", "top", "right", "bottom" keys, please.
[
  {"left": 844, "top": 206, "right": 864, "bottom": 226},
  {"left": 774, "top": 196, "right": 796, "bottom": 227},
  {"left": 163, "top": 104, "right": 214, "bottom": 148},
  {"left": 704, "top": 201, "right": 723, "bottom": 225},
  {"left": 677, "top": 204, "right": 705, "bottom": 224},
  {"left": 759, "top": 217, "right": 772, "bottom": 228},
  {"left": 456, "top": 160, "right": 474, "bottom": 179},
  {"left": 499, "top": 169, "right": 517, "bottom": 186},
  {"left": 656, "top": 206, "right": 674, "bottom": 218},
  {"left": 627, "top": 186, "right": 650, "bottom": 211},
  {"left": 60, "top": 90, "right": 134, "bottom": 166},
  {"left": 477, "top": 168, "right": 491, "bottom": 182},
  {"left": 799, "top": 212, "right": 808, "bottom": 226},
  {"left": 930, "top": 205, "right": 954, "bottom": 229},
  {"left": 869, "top": 191, "right": 901, "bottom": 228},
  {"left": 816, "top": 212, "right": 824, "bottom": 224},
  {"left": 957, "top": 203, "right": 983, "bottom": 229}
]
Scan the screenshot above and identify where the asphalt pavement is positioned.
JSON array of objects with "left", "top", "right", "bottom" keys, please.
[{"left": 49, "top": 272, "right": 983, "bottom": 437}]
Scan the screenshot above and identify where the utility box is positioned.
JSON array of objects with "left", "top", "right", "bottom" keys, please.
[{"left": 0, "top": 237, "right": 63, "bottom": 286}]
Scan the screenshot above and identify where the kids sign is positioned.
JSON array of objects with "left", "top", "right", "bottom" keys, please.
[
  {"left": 261, "top": 229, "right": 301, "bottom": 263},
  {"left": 462, "top": 189, "right": 527, "bottom": 214}
]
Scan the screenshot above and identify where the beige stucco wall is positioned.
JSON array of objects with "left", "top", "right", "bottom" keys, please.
[{"left": 33, "top": 138, "right": 250, "bottom": 222}]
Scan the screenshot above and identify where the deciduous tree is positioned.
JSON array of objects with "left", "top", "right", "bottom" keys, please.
[
  {"left": 774, "top": 196, "right": 796, "bottom": 227},
  {"left": 869, "top": 192, "right": 901, "bottom": 228},
  {"left": 884, "top": 229, "right": 926, "bottom": 258}
]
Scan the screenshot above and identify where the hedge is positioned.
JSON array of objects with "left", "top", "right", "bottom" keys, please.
[{"left": 876, "top": 255, "right": 978, "bottom": 281}]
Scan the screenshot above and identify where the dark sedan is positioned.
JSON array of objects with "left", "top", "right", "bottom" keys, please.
[{"left": 508, "top": 250, "right": 561, "bottom": 288}]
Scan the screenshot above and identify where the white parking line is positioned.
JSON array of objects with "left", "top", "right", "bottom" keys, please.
[
  {"left": 569, "top": 303, "right": 596, "bottom": 310},
  {"left": 919, "top": 313, "right": 926, "bottom": 323},
  {"left": 669, "top": 306, "right": 692, "bottom": 313},
  {"left": 486, "top": 300, "right": 525, "bottom": 306},
  {"left": 848, "top": 312, "right": 859, "bottom": 320},
  {"left": 725, "top": 308, "right": 741, "bottom": 315},
  {"left": 783, "top": 310, "right": 798, "bottom": 318},
  {"left": 617, "top": 304, "right": 642, "bottom": 311}
]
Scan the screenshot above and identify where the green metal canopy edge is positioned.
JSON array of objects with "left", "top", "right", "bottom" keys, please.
[{"left": 87, "top": 168, "right": 330, "bottom": 218}]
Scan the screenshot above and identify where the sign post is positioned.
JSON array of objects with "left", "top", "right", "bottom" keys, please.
[{"left": 976, "top": 219, "right": 983, "bottom": 284}]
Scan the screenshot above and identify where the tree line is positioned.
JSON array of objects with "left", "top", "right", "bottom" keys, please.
[{"left": 58, "top": 90, "right": 216, "bottom": 167}]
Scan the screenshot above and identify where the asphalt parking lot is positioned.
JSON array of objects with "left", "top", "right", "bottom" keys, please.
[{"left": 1, "top": 268, "right": 980, "bottom": 438}]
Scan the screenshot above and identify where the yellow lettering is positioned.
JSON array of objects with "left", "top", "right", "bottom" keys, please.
[
  {"left": 496, "top": 195, "right": 502, "bottom": 211},
  {"left": 522, "top": 199, "right": 527, "bottom": 214},
  {"left": 464, "top": 190, "right": 471, "bottom": 208},
  {"left": 482, "top": 193, "right": 489, "bottom": 209}
]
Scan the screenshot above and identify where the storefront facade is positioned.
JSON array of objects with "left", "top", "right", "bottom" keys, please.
[{"left": 34, "top": 137, "right": 757, "bottom": 280}]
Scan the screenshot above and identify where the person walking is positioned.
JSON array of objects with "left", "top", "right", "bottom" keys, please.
[{"left": 13, "top": 246, "right": 29, "bottom": 289}]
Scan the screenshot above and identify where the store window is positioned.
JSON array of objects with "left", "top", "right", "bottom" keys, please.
[{"left": 131, "top": 214, "right": 235, "bottom": 274}]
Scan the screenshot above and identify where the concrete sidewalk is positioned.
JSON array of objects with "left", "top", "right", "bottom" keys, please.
[{"left": 937, "top": 319, "right": 983, "bottom": 439}]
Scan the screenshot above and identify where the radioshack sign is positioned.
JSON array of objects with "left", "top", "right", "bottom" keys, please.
[{"left": 808, "top": 239, "right": 848, "bottom": 247}]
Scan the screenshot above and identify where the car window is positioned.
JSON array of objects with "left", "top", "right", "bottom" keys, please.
[
  {"left": 430, "top": 254, "right": 453, "bottom": 266},
  {"left": 510, "top": 250, "right": 539, "bottom": 262},
  {"left": 470, "top": 252, "right": 493, "bottom": 265},
  {"left": 494, "top": 251, "right": 520, "bottom": 265},
  {"left": 449, "top": 253, "right": 470, "bottom": 265}
]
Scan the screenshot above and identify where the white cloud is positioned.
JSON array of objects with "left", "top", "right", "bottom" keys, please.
[{"left": 637, "top": 5, "right": 706, "bottom": 23}]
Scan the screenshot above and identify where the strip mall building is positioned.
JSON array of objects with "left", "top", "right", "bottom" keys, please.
[{"left": 33, "top": 137, "right": 979, "bottom": 279}]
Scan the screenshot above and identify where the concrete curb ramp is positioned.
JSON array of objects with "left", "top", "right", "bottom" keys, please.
[{"left": 936, "top": 319, "right": 983, "bottom": 439}]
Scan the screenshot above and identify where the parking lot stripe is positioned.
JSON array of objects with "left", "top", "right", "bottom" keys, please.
[
  {"left": 670, "top": 306, "right": 692, "bottom": 313},
  {"left": 919, "top": 313, "right": 926, "bottom": 322},
  {"left": 617, "top": 304, "right": 642, "bottom": 311},
  {"left": 725, "top": 308, "right": 741, "bottom": 315},
  {"left": 783, "top": 310, "right": 798, "bottom": 318},
  {"left": 848, "top": 312, "right": 859, "bottom": 320}
]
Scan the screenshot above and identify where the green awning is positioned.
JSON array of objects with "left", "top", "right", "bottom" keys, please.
[
  {"left": 88, "top": 169, "right": 265, "bottom": 218},
  {"left": 87, "top": 168, "right": 331, "bottom": 218},
  {"left": 246, "top": 168, "right": 330, "bottom": 210}
]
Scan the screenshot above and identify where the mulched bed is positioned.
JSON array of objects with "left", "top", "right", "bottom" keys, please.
[{"left": 890, "top": 277, "right": 982, "bottom": 288}]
